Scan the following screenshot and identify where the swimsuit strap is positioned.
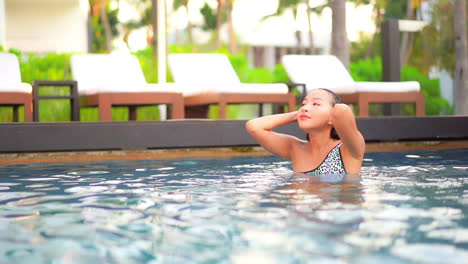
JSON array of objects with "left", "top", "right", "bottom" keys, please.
[{"left": 304, "top": 143, "right": 346, "bottom": 175}]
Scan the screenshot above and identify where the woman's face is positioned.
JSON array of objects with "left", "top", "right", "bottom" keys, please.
[{"left": 297, "top": 89, "right": 334, "bottom": 131}]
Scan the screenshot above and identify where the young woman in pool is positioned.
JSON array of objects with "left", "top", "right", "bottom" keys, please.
[{"left": 246, "top": 88, "right": 365, "bottom": 175}]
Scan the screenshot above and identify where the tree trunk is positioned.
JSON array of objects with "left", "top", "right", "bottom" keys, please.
[
  {"left": 293, "top": 8, "right": 303, "bottom": 54},
  {"left": 123, "top": 28, "right": 131, "bottom": 50},
  {"left": 364, "top": 6, "right": 382, "bottom": 58},
  {"left": 185, "top": 3, "right": 193, "bottom": 45},
  {"left": 151, "top": 0, "right": 158, "bottom": 58},
  {"left": 402, "top": 33, "right": 414, "bottom": 66},
  {"left": 305, "top": 0, "right": 314, "bottom": 54},
  {"left": 454, "top": 0, "right": 468, "bottom": 115},
  {"left": 227, "top": 2, "right": 237, "bottom": 54},
  {"left": 216, "top": 0, "right": 225, "bottom": 49},
  {"left": 100, "top": 0, "right": 112, "bottom": 52},
  {"left": 331, "top": 0, "right": 349, "bottom": 69},
  {"left": 400, "top": 0, "right": 414, "bottom": 67}
]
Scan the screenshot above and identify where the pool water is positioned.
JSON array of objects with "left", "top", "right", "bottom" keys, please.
[{"left": 0, "top": 148, "right": 467, "bottom": 263}]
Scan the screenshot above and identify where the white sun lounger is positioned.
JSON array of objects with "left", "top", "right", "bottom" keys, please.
[
  {"left": 282, "top": 54, "right": 425, "bottom": 116},
  {"left": 0, "top": 52, "right": 33, "bottom": 121},
  {"left": 71, "top": 54, "right": 184, "bottom": 121},
  {"left": 168, "top": 53, "right": 296, "bottom": 119}
]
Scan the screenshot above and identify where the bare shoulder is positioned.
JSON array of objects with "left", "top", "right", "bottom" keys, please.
[
  {"left": 290, "top": 136, "right": 308, "bottom": 149},
  {"left": 339, "top": 143, "right": 364, "bottom": 174},
  {"left": 289, "top": 136, "right": 312, "bottom": 156},
  {"left": 331, "top": 104, "right": 366, "bottom": 159}
]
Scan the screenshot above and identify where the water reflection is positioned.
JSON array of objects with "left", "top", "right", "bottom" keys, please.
[
  {"left": 286, "top": 173, "right": 363, "bottom": 205},
  {"left": 0, "top": 149, "right": 467, "bottom": 263},
  {"left": 258, "top": 173, "right": 364, "bottom": 212}
]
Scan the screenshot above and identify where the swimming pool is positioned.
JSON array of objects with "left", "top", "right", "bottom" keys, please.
[{"left": 0, "top": 148, "right": 467, "bottom": 263}]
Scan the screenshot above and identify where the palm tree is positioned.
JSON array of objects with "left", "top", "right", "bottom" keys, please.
[
  {"left": 331, "top": 0, "right": 349, "bottom": 69},
  {"left": 215, "top": 0, "right": 225, "bottom": 49},
  {"left": 213, "top": 0, "right": 237, "bottom": 53},
  {"left": 454, "top": 0, "right": 468, "bottom": 115},
  {"left": 100, "top": 0, "right": 113, "bottom": 52},
  {"left": 226, "top": 0, "right": 237, "bottom": 54},
  {"left": 364, "top": 0, "right": 385, "bottom": 58},
  {"left": 173, "top": 0, "right": 193, "bottom": 44},
  {"left": 400, "top": 0, "right": 415, "bottom": 67},
  {"left": 89, "top": 0, "right": 119, "bottom": 52},
  {"left": 305, "top": 0, "right": 314, "bottom": 53},
  {"left": 267, "top": 0, "right": 327, "bottom": 54},
  {"left": 151, "top": 0, "right": 158, "bottom": 58},
  {"left": 121, "top": 0, "right": 154, "bottom": 51},
  {"left": 198, "top": 0, "right": 237, "bottom": 53}
]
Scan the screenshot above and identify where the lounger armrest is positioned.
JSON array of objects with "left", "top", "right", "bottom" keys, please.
[
  {"left": 285, "top": 82, "right": 306, "bottom": 95},
  {"left": 285, "top": 82, "right": 307, "bottom": 102},
  {"left": 32, "top": 80, "right": 80, "bottom": 121},
  {"left": 32, "top": 80, "right": 79, "bottom": 98}
]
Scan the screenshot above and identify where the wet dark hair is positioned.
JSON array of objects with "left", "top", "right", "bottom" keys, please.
[{"left": 306, "top": 88, "right": 342, "bottom": 141}]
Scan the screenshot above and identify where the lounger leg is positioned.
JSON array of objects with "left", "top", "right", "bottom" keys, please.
[
  {"left": 358, "top": 95, "right": 369, "bottom": 117},
  {"left": 12, "top": 105, "right": 19, "bottom": 122},
  {"left": 274, "top": 104, "right": 284, "bottom": 114},
  {"left": 24, "top": 100, "right": 33, "bottom": 122},
  {"left": 162, "top": 104, "right": 169, "bottom": 120},
  {"left": 288, "top": 92, "right": 296, "bottom": 112},
  {"left": 129, "top": 106, "right": 137, "bottom": 121},
  {"left": 219, "top": 101, "right": 227, "bottom": 119},
  {"left": 415, "top": 93, "right": 426, "bottom": 116},
  {"left": 97, "top": 96, "right": 112, "bottom": 121},
  {"left": 171, "top": 96, "right": 184, "bottom": 119}
]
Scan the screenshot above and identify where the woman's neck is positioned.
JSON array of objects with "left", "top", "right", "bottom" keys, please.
[{"left": 306, "top": 129, "right": 337, "bottom": 150}]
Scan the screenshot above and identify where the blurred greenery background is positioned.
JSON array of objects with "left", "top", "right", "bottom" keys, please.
[
  {"left": 0, "top": 44, "right": 452, "bottom": 122},
  {"left": 0, "top": 0, "right": 460, "bottom": 122}
]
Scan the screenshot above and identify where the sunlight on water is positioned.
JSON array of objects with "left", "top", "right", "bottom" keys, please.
[{"left": 0, "top": 148, "right": 467, "bottom": 263}]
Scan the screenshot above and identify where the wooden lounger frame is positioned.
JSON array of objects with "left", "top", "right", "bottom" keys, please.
[
  {"left": 80, "top": 92, "right": 185, "bottom": 121},
  {"left": 339, "top": 92, "right": 425, "bottom": 117},
  {"left": 0, "top": 92, "right": 33, "bottom": 122},
  {"left": 289, "top": 83, "right": 425, "bottom": 117},
  {"left": 183, "top": 92, "right": 297, "bottom": 119}
]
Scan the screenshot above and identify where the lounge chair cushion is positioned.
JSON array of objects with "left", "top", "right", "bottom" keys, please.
[
  {"left": 282, "top": 54, "right": 421, "bottom": 94},
  {"left": 239, "top": 83, "right": 288, "bottom": 94},
  {"left": 282, "top": 54, "right": 357, "bottom": 94},
  {"left": 71, "top": 54, "right": 180, "bottom": 95},
  {"left": 0, "top": 52, "right": 32, "bottom": 93},
  {"left": 0, "top": 53, "right": 23, "bottom": 84},
  {"left": 0, "top": 82, "right": 32, "bottom": 93},
  {"left": 355, "top": 81, "right": 420, "bottom": 92},
  {"left": 168, "top": 53, "right": 289, "bottom": 96},
  {"left": 168, "top": 53, "right": 241, "bottom": 85},
  {"left": 180, "top": 83, "right": 288, "bottom": 96},
  {"left": 79, "top": 83, "right": 180, "bottom": 95}
]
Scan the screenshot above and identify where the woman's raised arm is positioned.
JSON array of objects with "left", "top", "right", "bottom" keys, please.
[
  {"left": 245, "top": 111, "right": 299, "bottom": 160},
  {"left": 330, "top": 104, "right": 365, "bottom": 159}
]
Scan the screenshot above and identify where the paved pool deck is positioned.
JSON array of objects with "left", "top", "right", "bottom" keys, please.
[{"left": 1, "top": 140, "right": 467, "bottom": 164}]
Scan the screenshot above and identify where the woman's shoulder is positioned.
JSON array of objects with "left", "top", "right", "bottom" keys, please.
[
  {"left": 339, "top": 139, "right": 365, "bottom": 158},
  {"left": 290, "top": 136, "right": 309, "bottom": 148},
  {"left": 339, "top": 142, "right": 364, "bottom": 174}
]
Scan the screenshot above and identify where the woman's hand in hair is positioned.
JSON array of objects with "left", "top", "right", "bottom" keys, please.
[
  {"left": 330, "top": 104, "right": 365, "bottom": 159},
  {"left": 245, "top": 111, "right": 299, "bottom": 160}
]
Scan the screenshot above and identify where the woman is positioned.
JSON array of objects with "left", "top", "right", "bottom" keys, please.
[{"left": 246, "top": 88, "right": 365, "bottom": 175}]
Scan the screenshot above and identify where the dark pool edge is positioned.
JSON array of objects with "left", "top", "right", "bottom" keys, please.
[
  {"left": 1, "top": 116, "right": 467, "bottom": 153},
  {"left": 1, "top": 140, "right": 467, "bottom": 165}
]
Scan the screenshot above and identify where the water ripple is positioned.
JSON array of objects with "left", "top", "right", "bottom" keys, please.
[{"left": 0, "top": 149, "right": 466, "bottom": 263}]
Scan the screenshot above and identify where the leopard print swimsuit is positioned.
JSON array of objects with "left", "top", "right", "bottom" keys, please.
[{"left": 303, "top": 143, "right": 346, "bottom": 175}]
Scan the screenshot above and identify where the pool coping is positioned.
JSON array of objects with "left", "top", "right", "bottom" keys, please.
[
  {"left": 1, "top": 116, "right": 468, "bottom": 154},
  {"left": 1, "top": 140, "right": 467, "bottom": 164}
]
